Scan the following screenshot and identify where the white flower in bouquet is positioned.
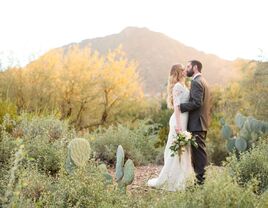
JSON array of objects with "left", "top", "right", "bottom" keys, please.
[
  {"left": 183, "top": 131, "right": 192, "bottom": 141},
  {"left": 170, "top": 131, "right": 198, "bottom": 158}
]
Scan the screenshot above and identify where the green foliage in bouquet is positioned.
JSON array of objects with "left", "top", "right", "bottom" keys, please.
[{"left": 170, "top": 131, "right": 198, "bottom": 158}]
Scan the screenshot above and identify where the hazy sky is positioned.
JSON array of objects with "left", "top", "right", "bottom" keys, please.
[{"left": 0, "top": 0, "right": 267, "bottom": 68}]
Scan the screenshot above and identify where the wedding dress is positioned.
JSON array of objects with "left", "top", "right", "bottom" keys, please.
[{"left": 148, "top": 82, "right": 194, "bottom": 191}]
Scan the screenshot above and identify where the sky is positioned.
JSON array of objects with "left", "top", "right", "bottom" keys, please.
[{"left": 0, "top": 0, "right": 267, "bottom": 69}]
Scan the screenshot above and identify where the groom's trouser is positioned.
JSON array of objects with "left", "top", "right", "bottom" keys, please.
[{"left": 191, "top": 131, "right": 208, "bottom": 185}]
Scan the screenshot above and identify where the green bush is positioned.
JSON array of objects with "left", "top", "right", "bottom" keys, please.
[
  {"left": 0, "top": 100, "right": 18, "bottom": 125},
  {"left": 0, "top": 132, "right": 18, "bottom": 194},
  {"left": 10, "top": 165, "right": 137, "bottom": 208},
  {"left": 26, "top": 140, "right": 62, "bottom": 176},
  {"left": 1, "top": 115, "right": 74, "bottom": 178},
  {"left": 90, "top": 121, "right": 159, "bottom": 165},
  {"left": 155, "top": 166, "right": 258, "bottom": 208},
  {"left": 17, "top": 114, "right": 71, "bottom": 141},
  {"left": 226, "top": 138, "right": 268, "bottom": 194},
  {"left": 150, "top": 99, "right": 172, "bottom": 148},
  {"left": 0, "top": 135, "right": 17, "bottom": 167},
  {"left": 206, "top": 114, "right": 229, "bottom": 165},
  {"left": 16, "top": 168, "right": 51, "bottom": 205},
  {"left": 258, "top": 190, "right": 268, "bottom": 207},
  {"left": 0, "top": 137, "right": 17, "bottom": 200}
]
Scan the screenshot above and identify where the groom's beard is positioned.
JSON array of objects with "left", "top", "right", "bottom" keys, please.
[{"left": 186, "top": 68, "right": 194, "bottom": 77}]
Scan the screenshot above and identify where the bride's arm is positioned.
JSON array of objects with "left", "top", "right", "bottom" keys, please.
[
  {"left": 174, "top": 102, "right": 182, "bottom": 133},
  {"left": 173, "top": 84, "right": 183, "bottom": 133}
]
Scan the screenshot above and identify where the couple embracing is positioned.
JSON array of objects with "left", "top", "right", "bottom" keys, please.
[{"left": 148, "top": 60, "right": 211, "bottom": 191}]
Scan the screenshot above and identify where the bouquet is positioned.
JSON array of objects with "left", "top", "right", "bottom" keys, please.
[{"left": 170, "top": 131, "right": 198, "bottom": 157}]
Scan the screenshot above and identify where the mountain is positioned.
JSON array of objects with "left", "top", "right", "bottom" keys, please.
[{"left": 63, "top": 27, "right": 240, "bottom": 94}]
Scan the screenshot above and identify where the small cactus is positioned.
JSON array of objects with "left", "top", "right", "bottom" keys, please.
[
  {"left": 121, "top": 159, "right": 135, "bottom": 185},
  {"left": 115, "top": 145, "right": 124, "bottom": 182},
  {"left": 65, "top": 138, "right": 91, "bottom": 174},
  {"left": 98, "top": 164, "right": 113, "bottom": 185},
  {"left": 115, "top": 145, "right": 135, "bottom": 193}
]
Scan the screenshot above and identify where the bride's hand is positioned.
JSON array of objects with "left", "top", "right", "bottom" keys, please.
[{"left": 175, "top": 126, "right": 182, "bottom": 133}]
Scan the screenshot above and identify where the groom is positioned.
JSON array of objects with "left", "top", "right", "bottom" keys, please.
[{"left": 179, "top": 60, "right": 210, "bottom": 185}]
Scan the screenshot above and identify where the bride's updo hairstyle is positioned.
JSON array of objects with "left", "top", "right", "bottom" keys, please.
[{"left": 167, "top": 64, "right": 185, "bottom": 109}]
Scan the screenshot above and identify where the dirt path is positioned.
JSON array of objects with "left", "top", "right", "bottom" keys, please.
[
  {"left": 109, "top": 165, "right": 163, "bottom": 193},
  {"left": 108, "top": 165, "right": 224, "bottom": 193}
]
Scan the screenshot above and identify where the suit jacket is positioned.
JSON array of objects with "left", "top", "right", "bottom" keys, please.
[{"left": 180, "top": 75, "right": 210, "bottom": 132}]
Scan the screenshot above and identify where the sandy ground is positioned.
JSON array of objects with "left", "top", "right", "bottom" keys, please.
[{"left": 108, "top": 165, "right": 163, "bottom": 193}]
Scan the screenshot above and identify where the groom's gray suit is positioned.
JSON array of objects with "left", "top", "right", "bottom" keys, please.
[{"left": 180, "top": 74, "right": 210, "bottom": 184}]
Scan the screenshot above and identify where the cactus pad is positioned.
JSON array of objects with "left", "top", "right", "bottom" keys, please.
[
  {"left": 115, "top": 145, "right": 125, "bottom": 182},
  {"left": 227, "top": 138, "right": 236, "bottom": 152},
  {"left": 122, "top": 159, "right": 135, "bottom": 185},
  {"left": 221, "top": 124, "right": 232, "bottom": 140},
  {"left": 235, "top": 113, "right": 246, "bottom": 129},
  {"left": 235, "top": 137, "right": 247, "bottom": 152},
  {"left": 68, "top": 138, "right": 91, "bottom": 167}
]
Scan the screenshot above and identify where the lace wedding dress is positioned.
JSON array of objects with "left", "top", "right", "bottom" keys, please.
[{"left": 148, "top": 82, "right": 194, "bottom": 191}]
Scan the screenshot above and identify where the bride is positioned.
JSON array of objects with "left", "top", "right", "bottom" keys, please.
[{"left": 147, "top": 64, "right": 194, "bottom": 191}]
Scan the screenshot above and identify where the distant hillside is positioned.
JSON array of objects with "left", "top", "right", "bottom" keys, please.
[{"left": 63, "top": 27, "right": 240, "bottom": 94}]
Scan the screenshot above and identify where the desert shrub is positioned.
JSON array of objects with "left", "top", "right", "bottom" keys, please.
[
  {"left": 1, "top": 115, "right": 74, "bottom": 178},
  {"left": 0, "top": 100, "right": 18, "bottom": 125},
  {"left": 0, "top": 134, "right": 17, "bottom": 167},
  {"left": 150, "top": 99, "right": 172, "bottom": 148},
  {"left": 10, "top": 164, "right": 140, "bottom": 208},
  {"left": 155, "top": 166, "right": 258, "bottom": 208},
  {"left": 26, "top": 140, "right": 62, "bottom": 176},
  {"left": 206, "top": 114, "right": 229, "bottom": 165},
  {"left": 0, "top": 130, "right": 18, "bottom": 196},
  {"left": 11, "top": 168, "right": 52, "bottom": 206},
  {"left": 16, "top": 114, "right": 71, "bottom": 141},
  {"left": 258, "top": 190, "right": 268, "bottom": 208},
  {"left": 226, "top": 138, "right": 268, "bottom": 194},
  {"left": 0, "top": 137, "right": 17, "bottom": 202},
  {"left": 90, "top": 120, "right": 159, "bottom": 165}
]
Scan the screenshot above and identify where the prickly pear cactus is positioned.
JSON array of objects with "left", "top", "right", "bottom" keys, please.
[
  {"left": 227, "top": 138, "right": 236, "bottom": 152},
  {"left": 65, "top": 151, "right": 76, "bottom": 174},
  {"left": 221, "top": 124, "right": 232, "bottom": 140},
  {"left": 235, "top": 113, "right": 246, "bottom": 129},
  {"left": 98, "top": 164, "right": 113, "bottom": 185},
  {"left": 235, "top": 137, "right": 247, "bottom": 152},
  {"left": 115, "top": 145, "right": 135, "bottom": 193},
  {"left": 121, "top": 159, "right": 135, "bottom": 185},
  {"left": 65, "top": 138, "right": 91, "bottom": 174},
  {"left": 221, "top": 113, "right": 268, "bottom": 154},
  {"left": 98, "top": 164, "right": 109, "bottom": 173},
  {"left": 115, "top": 145, "right": 124, "bottom": 182}
]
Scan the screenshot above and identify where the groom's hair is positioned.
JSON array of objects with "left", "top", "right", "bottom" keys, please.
[{"left": 190, "top": 60, "right": 202, "bottom": 72}]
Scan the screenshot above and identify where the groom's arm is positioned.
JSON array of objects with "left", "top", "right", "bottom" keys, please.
[{"left": 180, "top": 80, "right": 204, "bottom": 113}]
